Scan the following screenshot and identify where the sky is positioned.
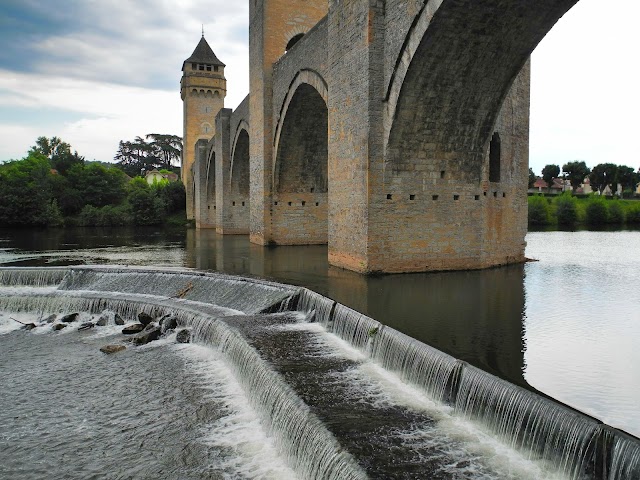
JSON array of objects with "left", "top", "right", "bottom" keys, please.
[{"left": 0, "top": 0, "right": 637, "bottom": 176}]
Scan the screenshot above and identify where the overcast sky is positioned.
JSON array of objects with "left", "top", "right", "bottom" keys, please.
[{"left": 0, "top": 0, "right": 637, "bottom": 175}]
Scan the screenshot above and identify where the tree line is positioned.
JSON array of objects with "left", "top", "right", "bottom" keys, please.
[
  {"left": 529, "top": 161, "right": 640, "bottom": 197},
  {"left": 0, "top": 136, "right": 185, "bottom": 228}
]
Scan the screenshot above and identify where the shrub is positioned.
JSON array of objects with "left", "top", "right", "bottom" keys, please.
[
  {"left": 528, "top": 195, "right": 551, "bottom": 225},
  {"left": 626, "top": 204, "right": 640, "bottom": 224},
  {"left": 607, "top": 200, "right": 625, "bottom": 224},
  {"left": 585, "top": 196, "right": 609, "bottom": 225},
  {"left": 553, "top": 192, "right": 578, "bottom": 225}
]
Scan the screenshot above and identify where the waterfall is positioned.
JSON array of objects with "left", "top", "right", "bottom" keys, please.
[
  {"left": 0, "top": 267, "right": 67, "bottom": 287},
  {"left": 296, "top": 288, "right": 334, "bottom": 323},
  {"left": 180, "top": 315, "right": 368, "bottom": 480},
  {"left": 3, "top": 266, "right": 640, "bottom": 480},
  {"left": 454, "top": 364, "right": 600, "bottom": 479},
  {"left": 608, "top": 429, "right": 640, "bottom": 479},
  {"left": 369, "top": 327, "right": 459, "bottom": 403},
  {"left": 56, "top": 266, "right": 296, "bottom": 314}
]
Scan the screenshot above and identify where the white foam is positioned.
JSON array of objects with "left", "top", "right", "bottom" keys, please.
[{"left": 174, "top": 343, "right": 300, "bottom": 480}]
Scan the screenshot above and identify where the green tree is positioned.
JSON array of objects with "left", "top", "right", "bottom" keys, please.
[
  {"left": 127, "top": 178, "right": 164, "bottom": 225},
  {"left": 528, "top": 168, "right": 536, "bottom": 189},
  {"left": 585, "top": 196, "right": 609, "bottom": 225},
  {"left": 553, "top": 192, "right": 579, "bottom": 225},
  {"left": 541, "top": 164, "right": 560, "bottom": 193},
  {"left": 146, "top": 134, "right": 183, "bottom": 170},
  {"left": 30, "top": 136, "right": 84, "bottom": 175},
  {"left": 589, "top": 163, "right": 618, "bottom": 195},
  {"left": 528, "top": 195, "right": 551, "bottom": 225},
  {"left": 0, "top": 152, "right": 53, "bottom": 226},
  {"left": 616, "top": 165, "right": 638, "bottom": 198},
  {"left": 562, "top": 161, "right": 590, "bottom": 193}
]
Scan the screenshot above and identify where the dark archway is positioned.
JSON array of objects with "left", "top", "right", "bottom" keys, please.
[
  {"left": 285, "top": 33, "right": 304, "bottom": 53},
  {"left": 273, "top": 82, "right": 328, "bottom": 244},
  {"left": 228, "top": 128, "right": 249, "bottom": 233}
]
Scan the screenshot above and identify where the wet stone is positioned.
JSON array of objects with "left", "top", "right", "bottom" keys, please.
[
  {"left": 96, "top": 315, "right": 109, "bottom": 327},
  {"left": 137, "top": 312, "right": 154, "bottom": 326},
  {"left": 176, "top": 329, "right": 191, "bottom": 344},
  {"left": 60, "top": 313, "right": 80, "bottom": 323},
  {"left": 133, "top": 326, "right": 161, "bottom": 346},
  {"left": 122, "top": 324, "right": 145, "bottom": 335},
  {"left": 52, "top": 324, "right": 67, "bottom": 331},
  {"left": 114, "top": 313, "right": 125, "bottom": 325},
  {"left": 78, "top": 322, "right": 95, "bottom": 331},
  {"left": 100, "top": 345, "right": 126, "bottom": 354},
  {"left": 21, "top": 323, "right": 37, "bottom": 331},
  {"left": 42, "top": 314, "right": 57, "bottom": 324}
]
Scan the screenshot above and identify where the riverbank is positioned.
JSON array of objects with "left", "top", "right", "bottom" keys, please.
[{"left": 528, "top": 193, "right": 640, "bottom": 227}]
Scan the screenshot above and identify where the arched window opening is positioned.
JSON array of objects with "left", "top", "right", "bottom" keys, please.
[
  {"left": 285, "top": 34, "right": 304, "bottom": 53},
  {"left": 489, "top": 132, "right": 501, "bottom": 183}
]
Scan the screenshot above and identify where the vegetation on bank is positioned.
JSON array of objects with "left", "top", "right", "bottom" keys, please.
[
  {"left": 0, "top": 137, "right": 185, "bottom": 228},
  {"left": 528, "top": 193, "right": 640, "bottom": 227}
]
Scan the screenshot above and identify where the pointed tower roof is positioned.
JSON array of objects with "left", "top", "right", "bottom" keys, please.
[{"left": 182, "top": 36, "right": 225, "bottom": 70}]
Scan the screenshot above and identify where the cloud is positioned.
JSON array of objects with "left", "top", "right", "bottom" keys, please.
[{"left": 0, "top": 70, "right": 181, "bottom": 162}]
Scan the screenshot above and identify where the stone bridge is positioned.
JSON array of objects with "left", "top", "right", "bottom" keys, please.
[{"left": 188, "top": 0, "right": 578, "bottom": 274}]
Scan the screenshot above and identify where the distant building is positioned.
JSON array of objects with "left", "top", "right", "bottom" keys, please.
[
  {"left": 145, "top": 169, "right": 178, "bottom": 185},
  {"left": 528, "top": 177, "right": 567, "bottom": 194}
]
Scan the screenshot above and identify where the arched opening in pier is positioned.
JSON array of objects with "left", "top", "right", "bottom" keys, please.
[{"left": 273, "top": 82, "right": 328, "bottom": 244}]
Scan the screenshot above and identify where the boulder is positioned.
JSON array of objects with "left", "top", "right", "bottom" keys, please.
[
  {"left": 143, "top": 322, "right": 158, "bottom": 332},
  {"left": 132, "top": 326, "right": 161, "bottom": 346},
  {"left": 137, "top": 312, "right": 154, "bottom": 326},
  {"left": 100, "top": 345, "right": 126, "bottom": 354},
  {"left": 52, "top": 323, "right": 67, "bottom": 331},
  {"left": 122, "top": 324, "right": 145, "bottom": 335},
  {"left": 160, "top": 315, "right": 179, "bottom": 333},
  {"left": 42, "top": 314, "right": 57, "bottom": 324},
  {"left": 96, "top": 315, "right": 109, "bottom": 326},
  {"left": 60, "top": 313, "right": 80, "bottom": 323},
  {"left": 176, "top": 329, "right": 191, "bottom": 344},
  {"left": 78, "top": 322, "right": 95, "bottom": 331},
  {"left": 21, "top": 323, "right": 37, "bottom": 331},
  {"left": 114, "top": 313, "right": 125, "bottom": 325}
]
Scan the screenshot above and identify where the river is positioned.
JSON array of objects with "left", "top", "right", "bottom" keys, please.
[{"left": 1, "top": 226, "right": 638, "bottom": 440}]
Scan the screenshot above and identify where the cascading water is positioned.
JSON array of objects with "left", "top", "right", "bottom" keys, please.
[{"left": 2, "top": 266, "right": 639, "bottom": 480}]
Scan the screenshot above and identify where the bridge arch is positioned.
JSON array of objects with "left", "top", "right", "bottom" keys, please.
[
  {"left": 228, "top": 121, "right": 250, "bottom": 233},
  {"left": 385, "top": 0, "right": 577, "bottom": 182},
  {"left": 272, "top": 70, "right": 328, "bottom": 245}
]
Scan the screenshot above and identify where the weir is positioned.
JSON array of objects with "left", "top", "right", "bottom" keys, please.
[{"left": 1, "top": 266, "right": 638, "bottom": 479}]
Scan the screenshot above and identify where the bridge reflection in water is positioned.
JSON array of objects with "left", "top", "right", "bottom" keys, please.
[{"left": 186, "top": 229, "right": 526, "bottom": 389}]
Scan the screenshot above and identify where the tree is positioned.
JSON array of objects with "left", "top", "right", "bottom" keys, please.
[
  {"left": 616, "top": 165, "right": 638, "bottom": 198},
  {"left": 589, "top": 163, "right": 618, "bottom": 195},
  {"left": 562, "top": 161, "right": 590, "bottom": 193},
  {"left": 0, "top": 152, "right": 53, "bottom": 226},
  {"left": 146, "top": 134, "right": 182, "bottom": 170},
  {"left": 528, "top": 168, "right": 536, "bottom": 189},
  {"left": 541, "top": 164, "right": 560, "bottom": 193},
  {"left": 30, "top": 136, "right": 84, "bottom": 175}
]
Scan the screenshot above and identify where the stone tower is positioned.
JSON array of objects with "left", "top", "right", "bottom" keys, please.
[{"left": 181, "top": 35, "right": 226, "bottom": 220}]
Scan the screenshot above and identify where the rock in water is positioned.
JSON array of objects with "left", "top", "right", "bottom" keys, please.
[
  {"left": 42, "top": 314, "right": 57, "bottom": 324},
  {"left": 22, "top": 323, "right": 37, "bottom": 331},
  {"left": 100, "top": 345, "right": 126, "bottom": 354},
  {"left": 60, "top": 313, "right": 80, "bottom": 323},
  {"left": 176, "top": 329, "right": 191, "bottom": 344},
  {"left": 132, "top": 326, "right": 161, "bottom": 346},
  {"left": 122, "top": 324, "right": 145, "bottom": 335},
  {"left": 143, "top": 322, "right": 158, "bottom": 332},
  {"left": 137, "top": 312, "right": 154, "bottom": 326},
  {"left": 114, "top": 313, "right": 125, "bottom": 325},
  {"left": 96, "top": 315, "right": 109, "bottom": 326},
  {"left": 160, "top": 315, "right": 179, "bottom": 333},
  {"left": 78, "top": 322, "right": 95, "bottom": 331},
  {"left": 52, "top": 323, "right": 67, "bottom": 331}
]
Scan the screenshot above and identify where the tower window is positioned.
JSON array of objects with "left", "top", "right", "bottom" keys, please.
[
  {"left": 206, "top": 65, "right": 212, "bottom": 71},
  {"left": 198, "top": 64, "right": 204, "bottom": 71},
  {"left": 286, "top": 34, "right": 304, "bottom": 53},
  {"left": 214, "top": 66, "right": 219, "bottom": 72},
  {"left": 192, "top": 63, "right": 197, "bottom": 70}
]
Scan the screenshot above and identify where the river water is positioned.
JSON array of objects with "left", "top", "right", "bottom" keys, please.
[{"left": 0, "top": 226, "right": 638, "bottom": 477}]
